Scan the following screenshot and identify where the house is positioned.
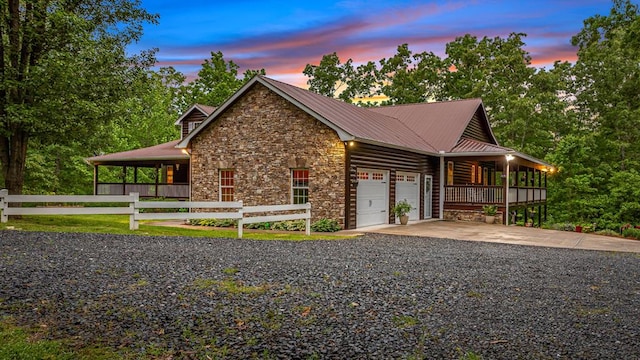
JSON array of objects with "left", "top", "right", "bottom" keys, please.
[
  {"left": 88, "top": 75, "right": 551, "bottom": 229},
  {"left": 86, "top": 104, "right": 215, "bottom": 199}
]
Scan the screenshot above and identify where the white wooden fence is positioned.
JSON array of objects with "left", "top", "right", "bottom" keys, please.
[{"left": 0, "top": 190, "right": 311, "bottom": 238}]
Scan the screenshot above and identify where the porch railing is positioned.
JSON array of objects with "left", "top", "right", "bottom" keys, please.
[
  {"left": 509, "top": 187, "right": 547, "bottom": 204},
  {"left": 445, "top": 185, "right": 546, "bottom": 205},
  {"left": 445, "top": 185, "right": 504, "bottom": 204},
  {"left": 96, "top": 183, "right": 189, "bottom": 199}
]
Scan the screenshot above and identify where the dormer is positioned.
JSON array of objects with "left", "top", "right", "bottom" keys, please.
[{"left": 174, "top": 104, "right": 216, "bottom": 139}]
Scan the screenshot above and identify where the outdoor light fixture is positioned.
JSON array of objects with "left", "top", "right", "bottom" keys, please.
[
  {"left": 181, "top": 149, "right": 190, "bottom": 155},
  {"left": 505, "top": 154, "right": 515, "bottom": 161}
]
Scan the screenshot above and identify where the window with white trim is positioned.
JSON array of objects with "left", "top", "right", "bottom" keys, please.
[
  {"left": 292, "top": 169, "right": 309, "bottom": 204},
  {"left": 188, "top": 121, "right": 202, "bottom": 133},
  {"left": 219, "top": 169, "right": 234, "bottom": 202}
]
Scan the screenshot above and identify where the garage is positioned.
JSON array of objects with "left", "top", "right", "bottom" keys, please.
[
  {"left": 356, "top": 168, "right": 389, "bottom": 228},
  {"left": 395, "top": 171, "right": 420, "bottom": 222}
]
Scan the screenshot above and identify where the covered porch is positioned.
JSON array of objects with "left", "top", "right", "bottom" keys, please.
[
  {"left": 86, "top": 140, "right": 190, "bottom": 200},
  {"left": 440, "top": 140, "right": 552, "bottom": 226}
]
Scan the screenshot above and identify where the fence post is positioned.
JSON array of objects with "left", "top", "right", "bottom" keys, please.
[
  {"left": 237, "top": 200, "right": 243, "bottom": 239},
  {"left": 0, "top": 189, "right": 7, "bottom": 223},
  {"left": 130, "top": 192, "right": 139, "bottom": 230},
  {"left": 305, "top": 202, "right": 311, "bottom": 236}
]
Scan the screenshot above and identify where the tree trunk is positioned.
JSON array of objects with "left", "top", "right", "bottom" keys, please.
[{"left": 1, "top": 129, "right": 28, "bottom": 195}]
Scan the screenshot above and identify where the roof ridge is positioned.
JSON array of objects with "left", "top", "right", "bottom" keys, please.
[{"left": 377, "top": 98, "right": 482, "bottom": 109}]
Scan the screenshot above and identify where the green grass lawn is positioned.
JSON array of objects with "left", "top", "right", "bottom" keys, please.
[{"left": 0, "top": 214, "right": 355, "bottom": 241}]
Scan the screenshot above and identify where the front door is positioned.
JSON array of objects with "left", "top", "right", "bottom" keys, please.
[{"left": 424, "top": 175, "right": 433, "bottom": 218}]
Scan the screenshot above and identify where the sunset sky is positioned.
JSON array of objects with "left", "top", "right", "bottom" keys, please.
[{"left": 130, "top": 0, "right": 620, "bottom": 87}]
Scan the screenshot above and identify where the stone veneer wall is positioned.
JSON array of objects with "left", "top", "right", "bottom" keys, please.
[
  {"left": 190, "top": 83, "right": 346, "bottom": 227},
  {"left": 444, "top": 209, "right": 504, "bottom": 224}
]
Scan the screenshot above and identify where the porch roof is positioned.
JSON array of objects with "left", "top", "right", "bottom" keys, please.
[
  {"left": 447, "top": 138, "right": 553, "bottom": 170},
  {"left": 85, "top": 140, "right": 188, "bottom": 166}
]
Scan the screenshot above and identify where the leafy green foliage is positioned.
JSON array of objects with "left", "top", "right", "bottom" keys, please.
[
  {"left": 311, "top": 218, "right": 342, "bottom": 232},
  {"left": 182, "top": 51, "right": 265, "bottom": 108},
  {"left": 0, "top": 0, "right": 158, "bottom": 194},
  {"left": 482, "top": 205, "right": 497, "bottom": 216},
  {"left": 392, "top": 200, "right": 413, "bottom": 217},
  {"left": 190, "top": 218, "right": 238, "bottom": 227},
  {"left": 622, "top": 227, "right": 640, "bottom": 240}
]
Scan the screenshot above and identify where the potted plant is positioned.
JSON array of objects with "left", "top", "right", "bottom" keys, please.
[
  {"left": 525, "top": 218, "right": 533, "bottom": 227},
  {"left": 482, "top": 205, "right": 497, "bottom": 224},
  {"left": 392, "top": 200, "right": 413, "bottom": 225}
]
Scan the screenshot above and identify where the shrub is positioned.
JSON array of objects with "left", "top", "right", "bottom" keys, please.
[
  {"left": 551, "top": 223, "right": 575, "bottom": 232},
  {"left": 622, "top": 227, "right": 640, "bottom": 240},
  {"left": 311, "top": 218, "right": 341, "bottom": 232},
  {"left": 595, "top": 229, "right": 621, "bottom": 237},
  {"left": 271, "top": 220, "right": 306, "bottom": 231},
  {"left": 246, "top": 222, "right": 271, "bottom": 230},
  {"left": 190, "top": 218, "right": 237, "bottom": 227}
]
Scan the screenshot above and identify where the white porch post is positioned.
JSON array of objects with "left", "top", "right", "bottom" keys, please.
[
  {"left": 439, "top": 151, "right": 445, "bottom": 220},
  {"left": 505, "top": 154, "right": 514, "bottom": 225}
]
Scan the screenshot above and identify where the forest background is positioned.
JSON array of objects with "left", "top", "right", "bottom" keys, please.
[{"left": 1, "top": 0, "right": 638, "bottom": 229}]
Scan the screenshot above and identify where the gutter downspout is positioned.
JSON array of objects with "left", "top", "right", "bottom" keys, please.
[{"left": 439, "top": 151, "right": 445, "bottom": 220}]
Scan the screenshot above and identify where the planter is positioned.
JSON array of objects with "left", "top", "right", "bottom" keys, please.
[
  {"left": 400, "top": 214, "right": 409, "bottom": 225},
  {"left": 485, "top": 215, "right": 495, "bottom": 224},
  {"left": 575, "top": 225, "right": 583, "bottom": 233},
  {"left": 525, "top": 222, "right": 533, "bottom": 227}
]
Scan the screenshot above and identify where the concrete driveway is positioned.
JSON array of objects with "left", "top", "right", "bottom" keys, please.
[{"left": 353, "top": 220, "right": 640, "bottom": 253}]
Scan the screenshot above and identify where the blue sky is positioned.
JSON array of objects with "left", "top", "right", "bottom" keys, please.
[{"left": 130, "top": 0, "right": 621, "bottom": 87}]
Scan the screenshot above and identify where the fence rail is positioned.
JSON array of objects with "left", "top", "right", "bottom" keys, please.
[{"left": 0, "top": 190, "right": 311, "bottom": 238}]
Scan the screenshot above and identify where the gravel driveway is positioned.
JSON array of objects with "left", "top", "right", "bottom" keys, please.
[{"left": 1, "top": 231, "right": 639, "bottom": 359}]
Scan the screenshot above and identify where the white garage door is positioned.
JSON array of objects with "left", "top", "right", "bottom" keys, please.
[
  {"left": 395, "top": 172, "right": 420, "bottom": 222},
  {"left": 356, "top": 169, "right": 388, "bottom": 228}
]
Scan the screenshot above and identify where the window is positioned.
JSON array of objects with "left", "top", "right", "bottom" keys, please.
[
  {"left": 358, "top": 171, "right": 369, "bottom": 180},
  {"left": 478, "top": 166, "right": 483, "bottom": 185},
  {"left": 447, "top": 161, "right": 454, "bottom": 185},
  {"left": 166, "top": 165, "right": 174, "bottom": 184},
  {"left": 471, "top": 164, "right": 476, "bottom": 184},
  {"left": 188, "top": 121, "right": 202, "bottom": 133},
  {"left": 219, "top": 170, "right": 234, "bottom": 202},
  {"left": 292, "top": 169, "right": 309, "bottom": 204}
]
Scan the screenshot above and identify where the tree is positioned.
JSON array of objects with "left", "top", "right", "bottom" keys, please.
[
  {"left": 183, "top": 51, "right": 265, "bottom": 107},
  {"left": 571, "top": 0, "right": 640, "bottom": 171},
  {"left": 303, "top": 52, "right": 354, "bottom": 99},
  {"left": 0, "top": 0, "right": 157, "bottom": 195},
  {"left": 377, "top": 44, "right": 445, "bottom": 105}
]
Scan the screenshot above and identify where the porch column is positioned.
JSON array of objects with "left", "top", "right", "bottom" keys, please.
[
  {"left": 505, "top": 155, "right": 514, "bottom": 225},
  {"left": 122, "top": 166, "right": 127, "bottom": 195},
  {"left": 155, "top": 164, "right": 160, "bottom": 198},
  {"left": 439, "top": 153, "right": 445, "bottom": 219},
  {"left": 93, "top": 165, "right": 99, "bottom": 195}
]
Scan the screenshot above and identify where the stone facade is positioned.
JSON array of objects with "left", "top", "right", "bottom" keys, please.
[
  {"left": 444, "top": 209, "right": 504, "bottom": 224},
  {"left": 190, "top": 83, "right": 346, "bottom": 227}
]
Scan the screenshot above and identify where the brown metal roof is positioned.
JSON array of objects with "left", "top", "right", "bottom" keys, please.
[
  {"left": 258, "top": 77, "right": 438, "bottom": 153},
  {"left": 450, "top": 138, "right": 513, "bottom": 154},
  {"left": 174, "top": 104, "right": 217, "bottom": 125},
  {"left": 368, "top": 99, "right": 491, "bottom": 152},
  {"left": 86, "top": 140, "right": 188, "bottom": 165}
]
